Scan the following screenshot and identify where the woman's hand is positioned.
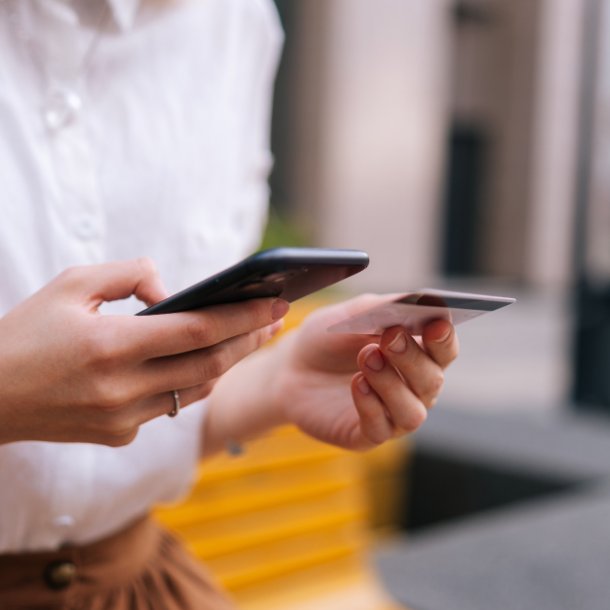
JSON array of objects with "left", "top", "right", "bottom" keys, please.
[
  {"left": 205, "top": 295, "right": 459, "bottom": 455},
  {"left": 0, "top": 258, "right": 288, "bottom": 447}
]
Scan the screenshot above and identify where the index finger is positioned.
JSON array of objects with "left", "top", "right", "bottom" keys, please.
[
  {"left": 421, "top": 320, "right": 459, "bottom": 369},
  {"left": 105, "top": 297, "right": 289, "bottom": 361}
]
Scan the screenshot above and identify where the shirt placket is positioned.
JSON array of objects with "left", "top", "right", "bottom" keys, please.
[
  {"left": 36, "top": 2, "right": 99, "bottom": 544},
  {"left": 39, "top": 0, "right": 107, "bottom": 270}
]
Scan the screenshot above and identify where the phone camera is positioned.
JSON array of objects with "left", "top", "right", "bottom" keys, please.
[
  {"left": 262, "top": 271, "right": 288, "bottom": 283},
  {"left": 239, "top": 280, "right": 266, "bottom": 290}
]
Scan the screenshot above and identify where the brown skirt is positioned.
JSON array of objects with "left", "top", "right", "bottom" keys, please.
[{"left": 0, "top": 516, "right": 238, "bottom": 610}]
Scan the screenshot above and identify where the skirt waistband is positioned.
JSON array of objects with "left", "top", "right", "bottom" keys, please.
[
  {"left": 0, "top": 516, "right": 158, "bottom": 607},
  {"left": 0, "top": 516, "right": 236, "bottom": 610}
]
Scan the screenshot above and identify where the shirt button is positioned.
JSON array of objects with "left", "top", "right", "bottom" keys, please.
[
  {"left": 73, "top": 215, "right": 99, "bottom": 240},
  {"left": 53, "top": 515, "right": 75, "bottom": 528},
  {"left": 44, "top": 561, "right": 76, "bottom": 590}
]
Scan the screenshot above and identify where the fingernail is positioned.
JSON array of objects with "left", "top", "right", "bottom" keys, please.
[
  {"left": 433, "top": 329, "right": 451, "bottom": 344},
  {"left": 387, "top": 332, "right": 407, "bottom": 354},
  {"left": 357, "top": 375, "right": 371, "bottom": 395},
  {"left": 272, "top": 299, "right": 290, "bottom": 320},
  {"left": 364, "top": 347, "right": 384, "bottom": 372}
]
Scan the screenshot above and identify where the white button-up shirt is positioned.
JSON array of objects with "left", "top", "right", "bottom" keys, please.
[{"left": 0, "top": 0, "right": 282, "bottom": 552}]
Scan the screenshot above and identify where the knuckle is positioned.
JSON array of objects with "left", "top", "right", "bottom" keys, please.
[
  {"left": 394, "top": 404, "right": 427, "bottom": 433},
  {"left": 186, "top": 315, "right": 217, "bottom": 347},
  {"left": 91, "top": 379, "right": 133, "bottom": 411},
  {"left": 245, "top": 299, "right": 273, "bottom": 327},
  {"left": 394, "top": 416, "right": 412, "bottom": 434},
  {"left": 341, "top": 293, "right": 382, "bottom": 320},
  {"left": 358, "top": 399, "right": 382, "bottom": 422},
  {"left": 355, "top": 293, "right": 381, "bottom": 308},
  {"left": 196, "top": 382, "right": 215, "bottom": 401},
  {"left": 103, "top": 427, "right": 139, "bottom": 447},
  {"left": 80, "top": 334, "right": 120, "bottom": 371},
  {"left": 56, "top": 266, "right": 84, "bottom": 289},
  {"left": 136, "top": 256, "right": 157, "bottom": 276},
  {"left": 99, "top": 412, "right": 138, "bottom": 439},
  {"left": 364, "top": 426, "right": 391, "bottom": 446},
  {"left": 429, "top": 371, "right": 445, "bottom": 397},
  {"left": 252, "top": 327, "right": 272, "bottom": 349},
  {"left": 201, "top": 350, "right": 231, "bottom": 380},
  {"left": 399, "top": 349, "right": 424, "bottom": 375},
  {"left": 104, "top": 437, "right": 128, "bottom": 448},
  {"left": 356, "top": 401, "right": 391, "bottom": 445}
]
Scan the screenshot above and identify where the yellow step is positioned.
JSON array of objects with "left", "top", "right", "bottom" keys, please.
[
  {"left": 204, "top": 522, "right": 367, "bottom": 590},
  {"left": 191, "top": 509, "right": 365, "bottom": 560},
  {"left": 231, "top": 554, "right": 368, "bottom": 609},
  {"left": 196, "top": 428, "right": 346, "bottom": 484},
  {"left": 175, "top": 487, "right": 367, "bottom": 559},
  {"left": 235, "top": 560, "right": 408, "bottom": 610},
  {"left": 155, "top": 456, "right": 362, "bottom": 528}
]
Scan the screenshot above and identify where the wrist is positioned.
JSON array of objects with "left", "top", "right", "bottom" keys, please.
[
  {"left": 261, "top": 334, "right": 295, "bottom": 428},
  {"left": 201, "top": 340, "right": 291, "bottom": 458}
]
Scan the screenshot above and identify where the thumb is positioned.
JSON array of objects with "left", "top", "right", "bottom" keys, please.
[{"left": 78, "top": 258, "right": 169, "bottom": 309}]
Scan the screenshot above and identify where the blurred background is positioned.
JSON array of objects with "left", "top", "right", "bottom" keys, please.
[
  {"left": 267, "top": 0, "right": 582, "bottom": 416},
  {"left": 156, "top": 1, "right": 610, "bottom": 609}
]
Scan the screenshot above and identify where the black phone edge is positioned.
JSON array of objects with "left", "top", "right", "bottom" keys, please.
[{"left": 136, "top": 247, "right": 369, "bottom": 316}]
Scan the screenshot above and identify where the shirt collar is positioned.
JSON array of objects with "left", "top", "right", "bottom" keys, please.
[
  {"left": 106, "top": 0, "right": 141, "bottom": 31},
  {"left": 37, "top": 0, "right": 141, "bottom": 31}
]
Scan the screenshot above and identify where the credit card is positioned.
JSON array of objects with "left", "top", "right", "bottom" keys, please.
[{"left": 327, "top": 289, "right": 515, "bottom": 336}]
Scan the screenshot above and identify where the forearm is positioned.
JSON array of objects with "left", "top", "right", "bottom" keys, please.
[
  {"left": 200, "top": 296, "right": 459, "bottom": 458},
  {"left": 201, "top": 334, "right": 295, "bottom": 458}
]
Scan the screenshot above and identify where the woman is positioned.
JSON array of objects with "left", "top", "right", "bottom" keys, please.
[{"left": 0, "top": 0, "right": 458, "bottom": 608}]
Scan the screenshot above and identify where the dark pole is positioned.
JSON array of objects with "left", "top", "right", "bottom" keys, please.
[{"left": 572, "top": 0, "right": 610, "bottom": 410}]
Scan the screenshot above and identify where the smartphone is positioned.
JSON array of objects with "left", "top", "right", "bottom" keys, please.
[
  {"left": 327, "top": 289, "right": 515, "bottom": 336},
  {"left": 136, "top": 247, "right": 369, "bottom": 316}
]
